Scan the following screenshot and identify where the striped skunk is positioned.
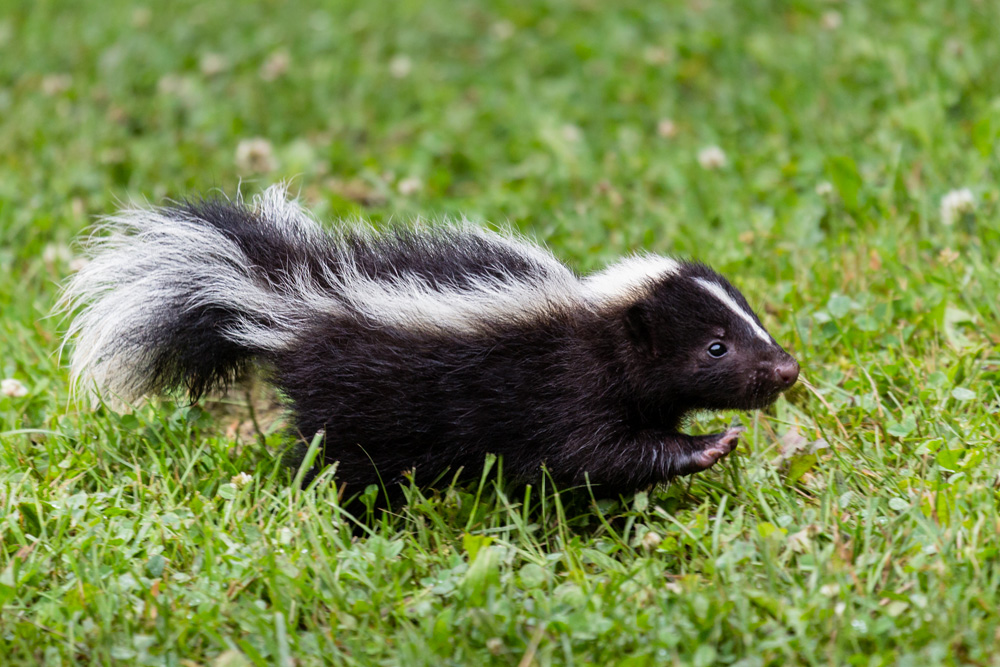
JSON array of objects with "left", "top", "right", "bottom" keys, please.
[{"left": 61, "top": 186, "right": 798, "bottom": 499}]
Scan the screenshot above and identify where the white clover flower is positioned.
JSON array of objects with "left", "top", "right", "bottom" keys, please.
[
  {"left": 42, "top": 243, "right": 73, "bottom": 264},
  {"left": 787, "top": 527, "right": 813, "bottom": 553},
  {"left": 697, "top": 145, "right": 727, "bottom": 170},
  {"left": 389, "top": 55, "right": 412, "bottom": 79},
  {"left": 157, "top": 74, "right": 182, "bottom": 95},
  {"left": 491, "top": 20, "right": 515, "bottom": 41},
  {"left": 561, "top": 124, "right": 583, "bottom": 143},
  {"left": 40, "top": 74, "right": 72, "bottom": 96},
  {"left": 235, "top": 138, "right": 277, "bottom": 173},
  {"left": 230, "top": 472, "right": 254, "bottom": 488},
  {"left": 1, "top": 379, "right": 28, "bottom": 398},
  {"left": 815, "top": 181, "right": 834, "bottom": 197},
  {"left": 397, "top": 176, "right": 423, "bottom": 196},
  {"left": 260, "top": 50, "right": 291, "bottom": 81},
  {"left": 641, "top": 531, "right": 663, "bottom": 550},
  {"left": 157, "top": 74, "right": 197, "bottom": 100},
  {"left": 199, "top": 53, "right": 227, "bottom": 77},
  {"left": 656, "top": 118, "right": 677, "bottom": 138},
  {"left": 940, "top": 188, "right": 975, "bottom": 226},
  {"left": 821, "top": 11, "right": 842, "bottom": 30}
]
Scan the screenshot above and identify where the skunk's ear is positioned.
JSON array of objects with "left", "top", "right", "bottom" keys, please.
[{"left": 623, "top": 303, "right": 657, "bottom": 357}]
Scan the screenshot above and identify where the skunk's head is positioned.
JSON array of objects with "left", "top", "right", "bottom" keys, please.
[{"left": 619, "top": 262, "right": 798, "bottom": 413}]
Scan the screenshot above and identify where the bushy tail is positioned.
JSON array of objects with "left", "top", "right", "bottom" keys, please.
[{"left": 60, "top": 186, "right": 334, "bottom": 403}]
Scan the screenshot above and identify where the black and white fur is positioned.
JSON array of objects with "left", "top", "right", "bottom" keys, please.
[{"left": 61, "top": 186, "right": 799, "bottom": 498}]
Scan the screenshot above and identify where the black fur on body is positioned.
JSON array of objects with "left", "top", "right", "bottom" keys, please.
[{"left": 61, "top": 186, "right": 799, "bottom": 499}]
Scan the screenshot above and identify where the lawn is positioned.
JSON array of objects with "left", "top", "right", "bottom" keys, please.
[{"left": 2, "top": 0, "right": 1000, "bottom": 664}]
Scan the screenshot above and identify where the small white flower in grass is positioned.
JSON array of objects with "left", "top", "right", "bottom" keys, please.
[
  {"left": 657, "top": 118, "right": 677, "bottom": 138},
  {"left": 786, "top": 528, "right": 811, "bottom": 553},
  {"left": 157, "top": 74, "right": 197, "bottom": 100},
  {"left": 641, "top": 530, "right": 662, "bottom": 551},
  {"left": 2, "top": 379, "right": 28, "bottom": 398},
  {"left": 697, "top": 145, "right": 726, "bottom": 170},
  {"left": 940, "top": 188, "right": 975, "bottom": 226},
  {"left": 821, "top": 11, "right": 842, "bottom": 30},
  {"left": 260, "top": 49, "right": 291, "bottom": 81},
  {"left": 389, "top": 55, "right": 412, "bottom": 79},
  {"left": 397, "top": 176, "right": 423, "bottom": 196},
  {"left": 40, "top": 74, "right": 72, "bottom": 96},
  {"left": 561, "top": 124, "right": 583, "bottom": 143},
  {"left": 42, "top": 243, "right": 73, "bottom": 265},
  {"left": 235, "top": 138, "right": 277, "bottom": 173},
  {"left": 815, "top": 181, "right": 834, "bottom": 197},
  {"left": 486, "top": 637, "right": 504, "bottom": 655},
  {"left": 231, "top": 472, "right": 253, "bottom": 488},
  {"left": 199, "top": 52, "right": 227, "bottom": 77},
  {"left": 491, "top": 20, "right": 515, "bottom": 41}
]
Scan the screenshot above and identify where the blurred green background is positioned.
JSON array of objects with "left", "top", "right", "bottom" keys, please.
[{"left": 2, "top": 1, "right": 1000, "bottom": 665}]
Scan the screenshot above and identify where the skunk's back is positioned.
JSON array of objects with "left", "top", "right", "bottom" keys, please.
[{"left": 60, "top": 186, "right": 585, "bottom": 402}]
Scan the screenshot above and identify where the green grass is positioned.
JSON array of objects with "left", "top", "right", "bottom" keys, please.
[{"left": 2, "top": 0, "right": 1000, "bottom": 664}]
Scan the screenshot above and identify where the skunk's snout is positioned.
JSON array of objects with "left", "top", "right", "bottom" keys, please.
[{"left": 774, "top": 358, "right": 799, "bottom": 390}]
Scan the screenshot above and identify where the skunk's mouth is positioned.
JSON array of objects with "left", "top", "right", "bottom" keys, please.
[{"left": 736, "top": 381, "right": 795, "bottom": 411}]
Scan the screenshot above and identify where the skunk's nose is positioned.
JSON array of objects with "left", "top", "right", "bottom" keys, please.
[{"left": 774, "top": 359, "right": 799, "bottom": 389}]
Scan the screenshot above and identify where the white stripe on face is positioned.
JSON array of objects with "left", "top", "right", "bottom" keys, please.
[{"left": 693, "top": 277, "right": 772, "bottom": 343}]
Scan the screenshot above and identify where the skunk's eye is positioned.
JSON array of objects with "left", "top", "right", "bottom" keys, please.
[{"left": 707, "top": 342, "right": 728, "bottom": 358}]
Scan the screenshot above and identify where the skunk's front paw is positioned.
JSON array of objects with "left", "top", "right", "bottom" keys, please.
[{"left": 691, "top": 427, "right": 743, "bottom": 470}]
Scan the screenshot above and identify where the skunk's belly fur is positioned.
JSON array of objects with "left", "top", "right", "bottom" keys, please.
[{"left": 61, "top": 186, "right": 799, "bottom": 497}]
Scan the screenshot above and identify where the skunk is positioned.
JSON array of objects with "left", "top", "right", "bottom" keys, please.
[{"left": 61, "top": 186, "right": 799, "bottom": 498}]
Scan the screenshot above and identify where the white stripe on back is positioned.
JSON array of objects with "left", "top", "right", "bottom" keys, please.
[
  {"left": 584, "top": 255, "right": 681, "bottom": 306},
  {"left": 693, "top": 277, "right": 772, "bottom": 343}
]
